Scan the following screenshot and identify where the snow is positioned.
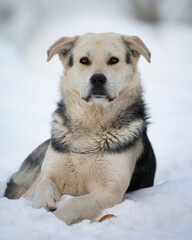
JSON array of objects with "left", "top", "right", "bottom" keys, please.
[
  {"left": 0, "top": 1, "right": 192, "bottom": 239},
  {"left": 1, "top": 179, "right": 192, "bottom": 240}
]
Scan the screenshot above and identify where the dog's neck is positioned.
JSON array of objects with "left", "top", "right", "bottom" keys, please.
[
  {"left": 58, "top": 73, "right": 142, "bottom": 131},
  {"left": 51, "top": 73, "right": 146, "bottom": 153}
]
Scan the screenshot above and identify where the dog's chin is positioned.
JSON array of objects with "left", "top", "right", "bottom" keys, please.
[{"left": 82, "top": 95, "right": 115, "bottom": 104}]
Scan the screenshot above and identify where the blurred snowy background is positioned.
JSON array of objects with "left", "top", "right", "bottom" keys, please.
[{"left": 0, "top": 0, "right": 192, "bottom": 239}]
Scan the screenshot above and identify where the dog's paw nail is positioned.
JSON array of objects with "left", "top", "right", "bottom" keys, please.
[
  {"left": 45, "top": 202, "right": 56, "bottom": 212},
  {"left": 49, "top": 207, "right": 57, "bottom": 212}
]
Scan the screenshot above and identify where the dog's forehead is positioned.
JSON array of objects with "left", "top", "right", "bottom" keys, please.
[{"left": 75, "top": 33, "right": 124, "bottom": 53}]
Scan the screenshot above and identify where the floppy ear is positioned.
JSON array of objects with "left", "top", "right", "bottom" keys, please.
[
  {"left": 47, "top": 36, "right": 78, "bottom": 61},
  {"left": 122, "top": 36, "right": 151, "bottom": 63}
]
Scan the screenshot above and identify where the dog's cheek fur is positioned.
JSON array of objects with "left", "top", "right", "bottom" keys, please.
[
  {"left": 65, "top": 66, "right": 92, "bottom": 98},
  {"left": 106, "top": 65, "right": 134, "bottom": 97}
]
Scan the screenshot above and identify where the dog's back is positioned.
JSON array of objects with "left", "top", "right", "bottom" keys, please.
[{"left": 4, "top": 139, "right": 50, "bottom": 199}]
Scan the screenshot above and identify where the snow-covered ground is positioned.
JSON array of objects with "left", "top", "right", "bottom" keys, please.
[{"left": 0, "top": 2, "right": 192, "bottom": 239}]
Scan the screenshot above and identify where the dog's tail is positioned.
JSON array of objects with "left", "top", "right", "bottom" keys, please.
[{"left": 4, "top": 139, "right": 50, "bottom": 199}]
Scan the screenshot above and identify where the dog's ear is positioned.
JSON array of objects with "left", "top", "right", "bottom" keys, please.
[
  {"left": 122, "top": 36, "right": 151, "bottom": 63},
  {"left": 47, "top": 36, "right": 78, "bottom": 62}
]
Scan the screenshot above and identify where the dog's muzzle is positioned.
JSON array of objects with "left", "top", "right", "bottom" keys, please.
[
  {"left": 82, "top": 73, "right": 115, "bottom": 102},
  {"left": 90, "top": 73, "right": 107, "bottom": 97}
]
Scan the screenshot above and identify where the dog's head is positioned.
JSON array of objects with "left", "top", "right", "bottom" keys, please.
[{"left": 47, "top": 33, "right": 150, "bottom": 104}]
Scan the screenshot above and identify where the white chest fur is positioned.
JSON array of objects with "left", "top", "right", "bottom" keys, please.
[{"left": 41, "top": 141, "right": 143, "bottom": 196}]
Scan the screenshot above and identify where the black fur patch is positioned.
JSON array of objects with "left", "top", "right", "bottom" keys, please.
[
  {"left": 126, "top": 130, "right": 156, "bottom": 192},
  {"left": 4, "top": 178, "right": 18, "bottom": 199},
  {"left": 102, "top": 132, "right": 142, "bottom": 154},
  {"left": 51, "top": 138, "right": 69, "bottom": 153},
  {"left": 20, "top": 139, "right": 50, "bottom": 171},
  {"left": 55, "top": 100, "right": 69, "bottom": 125},
  {"left": 4, "top": 139, "right": 50, "bottom": 199},
  {"left": 126, "top": 52, "right": 131, "bottom": 64},
  {"left": 51, "top": 100, "right": 70, "bottom": 152},
  {"left": 68, "top": 55, "right": 73, "bottom": 67},
  {"left": 111, "top": 96, "right": 148, "bottom": 130}
]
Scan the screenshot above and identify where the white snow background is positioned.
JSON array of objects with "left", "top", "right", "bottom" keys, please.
[{"left": 0, "top": 1, "right": 192, "bottom": 239}]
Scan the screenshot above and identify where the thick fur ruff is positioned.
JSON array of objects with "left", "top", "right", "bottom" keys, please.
[{"left": 4, "top": 33, "right": 156, "bottom": 225}]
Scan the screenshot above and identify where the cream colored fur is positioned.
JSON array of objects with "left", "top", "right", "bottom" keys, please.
[{"left": 24, "top": 33, "right": 150, "bottom": 224}]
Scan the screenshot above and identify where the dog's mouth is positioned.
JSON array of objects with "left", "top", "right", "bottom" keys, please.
[
  {"left": 82, "top": 95, "right": 115, "bottom": 103},
  {"left": 82, "top": 87, "right": 115, "bottom": 103}
]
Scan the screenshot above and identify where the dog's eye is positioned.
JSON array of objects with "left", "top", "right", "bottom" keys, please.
[
  {"left": 109, "top": 57, "right": 119, "bottom": 65},
  {"left": 80, "top": 57, "right": 90, "bottom": 65}
]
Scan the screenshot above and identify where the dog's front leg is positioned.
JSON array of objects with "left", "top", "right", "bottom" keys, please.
[
  {"left": 24, "top": 145, "right": 63, "bottom": 211},
  {"left": 54, "top": 186, "right": 123, "bottom": 225}
]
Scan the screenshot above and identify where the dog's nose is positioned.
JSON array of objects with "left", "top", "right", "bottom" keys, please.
[{"left": 90, "top": 73, "right": 107, "bottom": 86}]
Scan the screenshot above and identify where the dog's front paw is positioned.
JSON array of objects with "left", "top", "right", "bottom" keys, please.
[
  {"left": 33, "top": 194, "right": 56, "bottom": 212},
  {"left": 32, "top": 179, "right": 57, "bottom": 211},
  {"left": 53, "top": 208, "right": 79, "bottom": 225}
]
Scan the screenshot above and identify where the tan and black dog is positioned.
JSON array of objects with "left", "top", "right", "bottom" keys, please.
[{"left": 4, "top": 33, "right": 156, "bottom": 225}]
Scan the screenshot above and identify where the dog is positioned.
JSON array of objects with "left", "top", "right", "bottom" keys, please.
[{"left": 4, "top": 33, "right": 156, "bottom": 225}]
